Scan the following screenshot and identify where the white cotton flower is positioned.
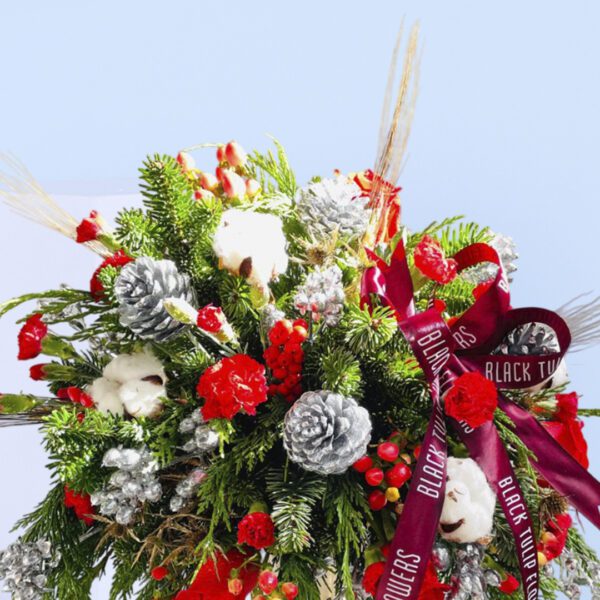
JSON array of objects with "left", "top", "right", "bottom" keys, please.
[
  {"left": 88, "top": 377, "right": 124, "bottom": 416},
  {"left": 440, "top": 457, "right": 496, "bottom": 543},
  {"left": 526, "top": 359, "right": 569, "bottom": 393},
  {"left": 88, "top": 349, "right": 167, "bottom": 418},
  {"left": 212, "top": 208, "right": 288, "bottom": 290}
]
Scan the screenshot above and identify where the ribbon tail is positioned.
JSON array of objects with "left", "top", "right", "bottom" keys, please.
[
  {"left": 499, "top": 395, "right": 600, "bottom": 529},
  {"left": 456, "top": 419, "right": 540, "bottom": 599},
  {"left": 375, "top": 390, "right": 447, "bottom": 600}
]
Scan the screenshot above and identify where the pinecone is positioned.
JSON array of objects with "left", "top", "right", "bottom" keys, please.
[
  {"left": 115, "top": 257, "right": 194, "bottom": 342},
  {"left": 462, "top": 232, "right": 518, "bottom": 284},
  {"left": 295, "top": 178, "right": 370, "bottom": 240},
  {"left": 494, "top": 322, "right": 559, "bottom": 356},
  {"left": 283, "top": 390, "right": 371, "bottom": 475}
]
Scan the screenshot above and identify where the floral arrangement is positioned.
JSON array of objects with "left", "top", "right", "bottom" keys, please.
[{"left": 1, "top": 26, "right": 600, "bottom": 600}]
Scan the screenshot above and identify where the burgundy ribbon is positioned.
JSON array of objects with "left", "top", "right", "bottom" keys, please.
[{"left": 362, "top": 240, "right": 600, "bottom": 600}]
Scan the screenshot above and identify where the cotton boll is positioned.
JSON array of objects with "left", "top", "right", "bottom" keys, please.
[
  {"left": 88, "top": 349, "right": 167, "bottom": 419},
  {"left": 212, "top": 208, "right": 288, "bottom": 289},
  {"left": 103, "top": 349, "right": 166, "bottom": 385},
  {"left": 88, "top": 377, "right": 125, "bottom": 416},
  {"left": 120, "top": 380, "right": 165, "bottom": 418},
  {"left": 440, "top": 457, "right": 496, "bottom": 543}
]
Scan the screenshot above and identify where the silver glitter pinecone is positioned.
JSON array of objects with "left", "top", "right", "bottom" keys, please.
[
  {"left": 494, "top": 322, "right": 560, "bottom": 356},
  {"left": 295, "top": 178, "right": 370, "bottom": 240},
  {"left": 283, "top": 390, "right": 371, "bottom": 475},
  {"left": 462, "top": 232, "right": 518, "bottom": 284},
  {"left": 294, "top": 265, "right": 345, "bottom": 326},
  {"left": 0, "top": 539, "right": 59, "bottom": 600},
  {"left": 115, "top": 257, "right": 194, "bottom": 342},
  {"left": 91, "top": 446, "right": 162, "bottom": 526}
]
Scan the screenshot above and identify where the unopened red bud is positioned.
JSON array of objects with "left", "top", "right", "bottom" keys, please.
[
  {"left": 245, "top": 178, "right": 260, "bottom": 197},
  {"left": 225, "top": 141, "right": 247, "bottom": 167},
  {"left": 216, "top": 145, "right": 226, "bottom": 163},
  {"left": 221, "top": 169, "right": 247, "bottom": 199},
  {"left": 228, "top": 577, "right": 244, "bottom": 595},
  {"left": 199, "top": 171, "right": 219, "bottom": 191},
  {"left": 194, "top": 189, "right": 215, "bottom": 201},
  {"left": 176, "top": 152, "right": 195, "bottom": 173}
]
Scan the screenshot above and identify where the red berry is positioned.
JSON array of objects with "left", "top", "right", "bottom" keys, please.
[
  {"left": 413, "top": 445, "right": 422, "bottom": 459},
  {"left": 228, "top": 577, "right": 244, "bottom": 595},
  {"left": 365, "top": 468, "right": 384, "bottom": 487},
  {"left": 499, "top": 574, "right": 520, "bottom": 594},
  {"left": 368, "top": 490, "right": 388, "bottom": 511},
  {"left": 150, "top": 566, "right": 169, "bottom": 581},
  {"left": 377, "top": 442, "right": 400, "bottom": 462},
  {"left": 352, "top": 456, "right": 373, "bottom": 473},
  {"left": 258, "top": 570, "right": 279, "bottom": 594},
  {"left": 289, "top": 325, "right": 308, "bottom": 343},
  {"left": 269, "top": 320, "right": 293, "bottom": 346},
  {"left": 385, "top": 463, "right": 412, "bottom": 488},
  {"left": 293, "top": 318, "right": 308, "bottom": 329},
  {"left": 281, "top": 582, "right": 299, "bottom": 599}
]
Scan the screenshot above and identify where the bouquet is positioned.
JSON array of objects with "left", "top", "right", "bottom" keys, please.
[{"left": 1, "top": 25, "right": 599, "bottom": 600}]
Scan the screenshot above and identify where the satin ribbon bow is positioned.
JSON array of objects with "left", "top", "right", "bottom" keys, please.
[{"left": 361, "top": 241, "right": 600, "bottom": 600}]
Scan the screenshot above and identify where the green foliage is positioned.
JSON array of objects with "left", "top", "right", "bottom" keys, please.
[
  {"left": 249, "top": 138, "right": 297, "bottom": 198},
  {"left": 319, "top": 348, "right": 364, "bottom": 399},
  {"left": 344, "top": 304, "right": 397, "bottom": 356},
  {"left": 267, "top": 467, "right": 327, "bottom": 553}
]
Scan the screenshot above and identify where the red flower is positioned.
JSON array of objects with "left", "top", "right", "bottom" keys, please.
[
  {"left": 197, "top": 305, "right": 226, "bottom": 333},
  {"left": 499, "top": 574, "right": 519, "bottom": 594},
  {"left": 17, "top": 314, "right": 48, "bottom": 360},
  {"left": 174, "top": 549, "right": 258, "bottom": 600},
  {"left": 414, "top": 235, "right": 458, "bottom": 285},
  {"left": 29, "top": 363, "right": 49, "bottom": 381},
  {"left": 543, "top": 394, "right": 589, "bottom": 469},
  {"left": 554, "top": 392, "right": 579, "bottom": 422},
  {"left": 353, "top": 169, "right": 402, "bottom": 245},
  {"left": 57, "top": 386, "right": 94, "bottom": 408},
  {"left": 76, "top": 210, "right": 103, "bottom": 243},
  {"left": 418, "top": 562, "right": 451, "bottom": 600},
  {"left": 237, "top": 512, "right": 275, "bottom": 549},
  {"left": 90, "top": 250, "right": 134, "bottom": 300},
  {"left": 362, "top": 562, "right": 386, "bottom": 596},
  {"left": 444, "top": 372, "right": 498, "bottom": 428},
  {"left": 538, "top": 513, "right": 572, "bottom": 561},
  {"left": 64, "top": 486, "right": 95, "bottom": 526},
  {"left": 198, "top": 354, "right": 268, "bottom": 420}
]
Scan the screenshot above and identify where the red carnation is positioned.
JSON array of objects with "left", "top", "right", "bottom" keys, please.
[
  {"left": 237, "top": 512, "right": 275, "bottom": 549},
  {"left": 57, "top": 386, "right": 94, "bottom": 408},
  {"left": 418, "top": 562, "right": 451, "bottom": 600},
  {"left": 197, "top": 305, "right": 226, "bottom": 333},
  {"left": 29, "top": 363, "right": 49, "bottom": 381},
  {"left": 90, "top": 250, "right": 134, "bottom": 300},
  {"left": 17, "top": 314, "right": 48, "bottom": 360},
  {"left": 499, "top": 574, "right": 519, "bottom": 594},
  {"left": 362, "top": 561, "right": 386, "bottom": 596},
  {"left": 76, "top": 210, "right": 103, "bottom": 243},
  {"left": 444, "top": 372, "right": 498, "bottom": 428},
  {"left": 543, "top": 393, "right": 589, "bottom": 469},
  {"left": 414, "top": 235, "right": 458, "bottom": 285},
  {"left": 174, "top": 549, "right": 258, "bottom": 600},
  {"left": 198, "top": 354, "right": 268, "bottom": 420},
  {"left": 64, "top": 486, "right": 95, "bottom": 526}
]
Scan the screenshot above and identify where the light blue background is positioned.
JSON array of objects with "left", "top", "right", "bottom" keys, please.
[{"left": 0, "top": 1, "right": 598, "bottom": 598}]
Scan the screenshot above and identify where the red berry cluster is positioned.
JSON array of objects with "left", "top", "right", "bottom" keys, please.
[
  {"left": 255, "top": 570, "right": 299, "bottom": 599},
  {"left": 263, "top": 319, "right": 308, "bottom": 403},
  {"left": 353, "top": 438, "right": 414, "bottom": 512}
]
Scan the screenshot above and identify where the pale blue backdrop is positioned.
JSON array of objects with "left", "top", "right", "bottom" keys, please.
[{"left": 0, "top": 1, "right": 598, "bottom": 598}]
